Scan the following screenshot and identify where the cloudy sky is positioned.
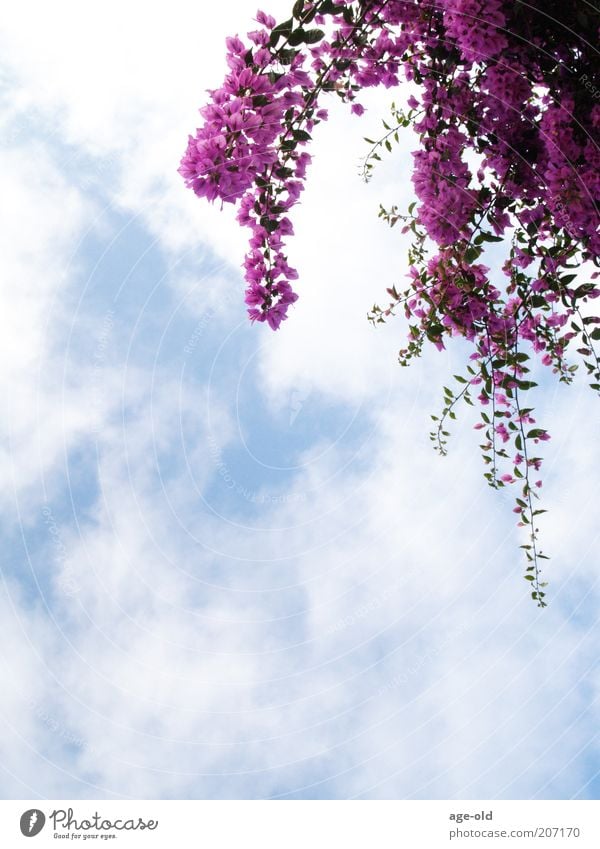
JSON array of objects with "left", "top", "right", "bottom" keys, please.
[{"left": 1, "top": 1, "right": 598, "bottom": 800}]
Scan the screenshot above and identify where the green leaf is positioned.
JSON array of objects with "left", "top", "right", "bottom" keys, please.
[
  {"left": 288, "top": 28, "right": 306, "bottom": 46},
  {"left": 269, "top": 17, "right": 294, "bottom": 46},
  {"left": 304, "top": 28, "right": 326, "bottom": 44},
  {"left": 464, "top": 246, "right": 482, "bottom": 263},
  {"left": 530, "top": 295, "right": 547, "bottom": 308},
  {"left": 278, "top": 48, "right": 299, "bottom": 65},
  {"left": 573, "top": 283, "right": 596, "bottom": 298},
  {"left": 342, "top": 5, "right": 354, "bottom": 24},
  {"left": 293, "top": 129, "right": 312, "bottom": 142}
]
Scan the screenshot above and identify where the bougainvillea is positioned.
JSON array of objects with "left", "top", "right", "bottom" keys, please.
[{"left": 180, "top": 1, "right": 600, "bottom": 605}]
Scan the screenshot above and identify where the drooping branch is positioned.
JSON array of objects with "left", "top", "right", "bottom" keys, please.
[{"left": 180, "top": 0, "right": 600, "bottom": 603}]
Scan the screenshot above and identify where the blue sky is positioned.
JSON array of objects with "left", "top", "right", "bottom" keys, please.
[{"left": 0, "top": 0, "right": 599, "bottom": 800}]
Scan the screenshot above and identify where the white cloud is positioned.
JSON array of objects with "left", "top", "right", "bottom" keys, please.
[
  {"left": 0, "top": 0, "right": 295, "bottom": 256},
  {"left": 0, "top": 372, "right": 593, "bottom": 799},
  {"left": 0, "top": 142, "right": 120, "bottom": 511}
]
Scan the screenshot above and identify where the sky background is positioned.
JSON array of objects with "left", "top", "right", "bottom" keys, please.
[{"left": 0, "top": 0, "right": 599, "bottom": 800}]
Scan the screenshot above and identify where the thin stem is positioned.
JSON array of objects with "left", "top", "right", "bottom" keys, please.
[{"left": 512, "top": 341, "right": 546, "bottom": 607}]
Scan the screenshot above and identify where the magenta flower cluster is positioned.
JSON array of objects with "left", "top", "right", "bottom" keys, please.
[
  {"left": 180, "top": 1, "right": 598, "bottom": 324},
  {"left": 179, "top": 11, "right": 320, "bottom": 328},
  {"left": 181, "top": 1, "right": 600, "bottom": 603}
]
